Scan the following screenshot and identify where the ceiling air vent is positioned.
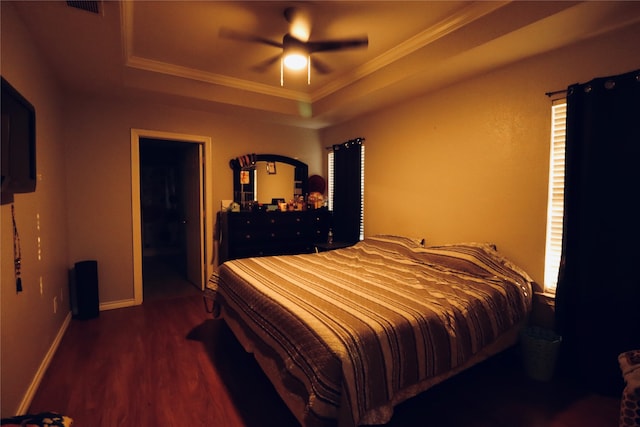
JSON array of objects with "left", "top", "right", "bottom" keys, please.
[{"left": 66, "top": 1, "right": 100, "bottom": 15}]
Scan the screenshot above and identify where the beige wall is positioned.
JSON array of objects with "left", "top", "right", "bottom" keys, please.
[
  {"left": 321, "top": 22, "right": 640, "bottom": 288},
  {"left": 1, "top": 3, "right": 70, "bottom": 417}
]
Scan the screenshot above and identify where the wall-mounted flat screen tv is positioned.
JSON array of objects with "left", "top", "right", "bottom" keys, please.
[{"left": 1, "top": 76, "right": 36, "bottom": 205}]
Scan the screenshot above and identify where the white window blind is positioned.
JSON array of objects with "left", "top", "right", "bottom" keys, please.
[
  {"left": 359, "top": 146, "right": 365, "bottom": 240},
  {"left": 327, "top": 146, "right": 365, "bottom": 240},
  {"left": 328, "top": 151, "right": 335, "bottom": 211},
  {"left": 543, "top": 100, "right": 567, "bottom": 293}
]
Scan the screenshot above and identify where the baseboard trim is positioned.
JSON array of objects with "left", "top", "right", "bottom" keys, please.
[
  {"left": 16, "top": 311, "right": 72, "bottom": 415},
  {"left": 100, "top": 298, "right": 138, "bottom": 311}
]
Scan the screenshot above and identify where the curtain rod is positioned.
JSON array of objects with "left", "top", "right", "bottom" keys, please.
[
  {"left": 326, "top": 137, "right": 365, "bottom": 150},
  {"left": 545, "top": 89, "right": 568, "bottom": 97}
]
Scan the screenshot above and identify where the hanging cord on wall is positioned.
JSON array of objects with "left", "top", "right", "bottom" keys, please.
[{"left": 12, "top": 204, "right": 23, "bottom": 293}]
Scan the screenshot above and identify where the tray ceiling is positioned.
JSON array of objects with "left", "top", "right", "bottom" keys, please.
[{"left": 10, "top": 1, "right": 640, "bottom": 128}]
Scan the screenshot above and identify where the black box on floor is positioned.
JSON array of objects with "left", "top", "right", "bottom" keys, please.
[{"left": 69, "top": 260, "right": 99, "bottom": 319}]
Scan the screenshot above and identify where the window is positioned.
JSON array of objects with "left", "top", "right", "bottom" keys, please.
[
  {"left": 327, "top": 145, "right": 365, "bottom": 240},
  {"left": 543, "top": 100, "right": 567, "bottom": 294}
]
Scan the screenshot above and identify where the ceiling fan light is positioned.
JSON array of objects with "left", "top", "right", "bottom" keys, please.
[{"left": 283, "top": 53, "right": 308, "bottom": 70}]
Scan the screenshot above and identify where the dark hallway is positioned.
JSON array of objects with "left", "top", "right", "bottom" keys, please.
[{"left": 139, "top": 139, "right": 202, "bottom": 302}]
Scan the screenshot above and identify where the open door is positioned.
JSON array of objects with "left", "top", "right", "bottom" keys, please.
[{"left": 182, "top": 143, "right": 204, "bottom": 289}]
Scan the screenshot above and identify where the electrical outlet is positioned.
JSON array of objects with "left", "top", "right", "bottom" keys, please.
[{"left": 53, "top": 296, "right": 57, "bottom": 314}]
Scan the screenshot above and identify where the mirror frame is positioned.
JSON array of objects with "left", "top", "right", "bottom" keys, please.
[{"left": 230, "top": 154, "right": 308, "bottom": 205}]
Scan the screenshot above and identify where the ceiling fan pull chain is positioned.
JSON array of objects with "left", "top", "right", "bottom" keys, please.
[
  {"left": 308, "top": 56, "right": 311, "bottom": 85},
  {"left": 280, "top": 58, "right": 284, "bottom": 87}
]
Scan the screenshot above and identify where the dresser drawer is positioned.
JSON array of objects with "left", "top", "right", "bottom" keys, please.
[{"left": 229, "top": 227, "right": 307, "bottom": 243}]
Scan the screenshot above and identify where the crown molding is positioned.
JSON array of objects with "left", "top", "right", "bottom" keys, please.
[
  {"left": 310, "top": 1, "right": 509, "bottom": 102},
  {"left": 119, "top": 1, "right": 508, "bottom": 107},
  {"left": 119, "top": 1, "right": 309, "bottom": 103},
  {"left": 124, "top": 55, "right": 310, "bottom": 102}
]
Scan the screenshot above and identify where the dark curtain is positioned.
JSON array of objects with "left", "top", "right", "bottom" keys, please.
[
  {"left": 555, "top": 69, "right": 640, "bottom": 396},
  {"left": 332, "top": 138, "right": 363, "bottom": 244}
]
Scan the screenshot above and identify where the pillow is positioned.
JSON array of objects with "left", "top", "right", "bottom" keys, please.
[
  {"left": 415, "top": 242, "right": 534, "bottom": 288},
  {"left": 412, "top": 242, "right": 502, "bottom": 278}
]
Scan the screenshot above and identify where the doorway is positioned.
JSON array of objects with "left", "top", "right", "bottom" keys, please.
[
  {"left": 131, "top": 129, "right": 213, "bottom": 306},
  {"left": 139, "top": 139, "right": 201, "bottom": 300}
]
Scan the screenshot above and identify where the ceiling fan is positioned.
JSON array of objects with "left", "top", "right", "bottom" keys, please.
[{"left": 219, "top": 7, "right": 368, "bottom": 83}]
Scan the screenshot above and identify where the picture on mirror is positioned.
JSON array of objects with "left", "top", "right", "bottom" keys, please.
[{"left": 266, "top": 161, "right": 277, "bottom": 174}]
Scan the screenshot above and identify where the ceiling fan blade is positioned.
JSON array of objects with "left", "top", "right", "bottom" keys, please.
[
  {"left": 219, "top": 27, "right": 282, "bottom": 49},
  {"left": 250, "top": 54, "right": 282, "bottom": 73},
  {"left": 284, "top": 7, "right": 311, "bottom": 42},
  {"left": 310, "top": 57, "right": 332, "bottom": 75},
  {"left": 306, "top": 36, "right": 368, "bottom": 53}
]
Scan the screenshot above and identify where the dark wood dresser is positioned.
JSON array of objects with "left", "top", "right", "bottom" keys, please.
[{"left": 218, "top": 209, "right": 330, "bottom": 263}]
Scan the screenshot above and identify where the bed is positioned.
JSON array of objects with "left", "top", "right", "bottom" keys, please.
[{"left": 208, "top": 235, "right": 533, "bottom": 427}]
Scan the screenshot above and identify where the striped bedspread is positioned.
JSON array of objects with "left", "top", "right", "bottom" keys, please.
[{"left": 213, "top": 235, "right": 533, "bottom": 427}]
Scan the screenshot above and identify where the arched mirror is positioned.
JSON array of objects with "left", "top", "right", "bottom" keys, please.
[{"left": 230, "top": 154, "right": 308, "bottom": 208}]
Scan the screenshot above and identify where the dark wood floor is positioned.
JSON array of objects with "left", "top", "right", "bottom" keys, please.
[
  {"left": 142, "top": 254, "right": 203, "bottom": 301},
  {"left": 29, "top": 294, "right": 622, "bottom": 427}
]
